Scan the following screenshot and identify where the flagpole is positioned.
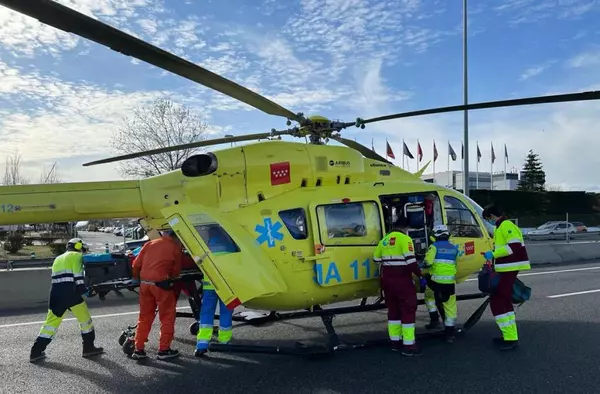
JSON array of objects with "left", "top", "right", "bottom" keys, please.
[
  {"left": 447, "top": 140, "right": 451, "bottom": 187},
  {"left": 402, "top": 139, "right": 405, "bottom": 170},
  {"left": 490, "top": 141, "right": 493, "bottom": 191},
  {"left": 433, "top": 140, "right": 436, "bottom": 184},
  {"left": 417, "top": 139, "right": 420, "bottom": 172},
  {"left": 462, "top": 0, "right": 470, "bottom": 196},
  {"left": 476, "top": 140, "right": 479, "bottom": 189},
  {"left": 504, "top": 143, "right": 507, "bottom": 190}
]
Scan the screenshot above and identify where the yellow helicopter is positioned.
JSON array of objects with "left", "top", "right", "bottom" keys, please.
[{"left": 2, "top": 0, "right": 600, "bottom": 356}]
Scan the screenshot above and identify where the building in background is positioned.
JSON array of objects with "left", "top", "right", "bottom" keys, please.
[{"left": 420, "top": 170, "right": 520, "bottom": 191}]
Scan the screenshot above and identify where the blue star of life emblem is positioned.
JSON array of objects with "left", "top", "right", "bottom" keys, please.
[{"left": 255, "top": 218, "right": 284, "bottom": 248}]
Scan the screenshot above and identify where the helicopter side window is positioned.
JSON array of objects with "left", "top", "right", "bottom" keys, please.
[
  {"left": 316, "top": 201, "right": 382, "bottom": 246},
  {"left": 278, "top": 208, "right": 308, "bottom": 240},
  {"left": 194, "top": 223, "right": 240, "bottom": 254},
  {"left": 443, "top": 196, "right": 483, "bottom": 238}
]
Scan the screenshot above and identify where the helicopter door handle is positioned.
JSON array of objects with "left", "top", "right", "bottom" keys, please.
[{"left": 303, "top": 254, "right": 332, "bottom": 261}]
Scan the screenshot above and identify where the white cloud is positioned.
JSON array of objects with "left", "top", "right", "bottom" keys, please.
[{"left": 0, "top": 0, "right": 599, "bottom": 194}]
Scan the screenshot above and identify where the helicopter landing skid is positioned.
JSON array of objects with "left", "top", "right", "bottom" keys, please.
[{"left": 209, "top": 292, "right": 489, "bottom": 358}]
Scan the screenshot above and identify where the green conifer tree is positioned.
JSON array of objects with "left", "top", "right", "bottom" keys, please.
[{"left": 516, "top": 149, "right": 546, "bottom": 192}]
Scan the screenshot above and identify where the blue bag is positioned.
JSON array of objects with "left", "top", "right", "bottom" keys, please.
[
  {"left": 477, "top": 262, "right": 499, "bottom": 294},
  {"left": 512, "top": 278, "right": 532, "bottom": 305},
  {"left": 83, "top": 253, "right": 115, "bottom": 263}
]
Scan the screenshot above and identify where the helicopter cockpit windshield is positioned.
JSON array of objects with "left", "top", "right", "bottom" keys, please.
[{"left": 460, "top": 194, "right": 495, "bottom": 237}]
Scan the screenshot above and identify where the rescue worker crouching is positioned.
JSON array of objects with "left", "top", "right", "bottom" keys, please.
[
  {"left": 195, "top": 226, "right": 235, "bottom": 357},
  {"left": 131, "top": 230, "right": 184, "bottom": 361},
  {"left": 482, "top": 205, "right": 531, "bottom": 351},
  {"left": 29, "top": 238, "right": 104, "bottom": 363},
  {"left": 423, "top": 225, "right": 459, "bottom": 343},
  {"left": 374, "top": 216, "right": 423, "bottom": 357}
]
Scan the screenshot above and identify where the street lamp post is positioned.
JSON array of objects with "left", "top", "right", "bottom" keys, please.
[{"left": 462, "top": 0, "right": 469, "bottom": 196}]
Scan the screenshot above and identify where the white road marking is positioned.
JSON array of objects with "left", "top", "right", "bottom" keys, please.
[
  {"left": 465, "top": 265, "right": 600, "bottom": 282},
  {"left": 0, "top": 306, "right": 191, "bottom": 329},
  {"left": 547, "top": 289, "right": 600, "bottom": 298}
]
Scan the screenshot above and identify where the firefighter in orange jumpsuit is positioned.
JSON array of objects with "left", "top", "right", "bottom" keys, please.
[{"left": 130, "top": 231, "right": 184, "bottom": 361}]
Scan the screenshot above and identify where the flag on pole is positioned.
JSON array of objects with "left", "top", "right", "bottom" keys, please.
[
  {"left": 417, "top": 141, "right": 423, "bottom": 162},
  {"left": 371, "top": 138, "right": 375, "bottom": 153},
  {"left": 386, "top": 140, "right": 395, "bottom": 159},
  {"left": 491, "top": 143, "right": 496, "bottom": 164},
  {"left": 448, "top": 142, "right": 457, "bottom": 161},
  {"left": 461, "top": 142, "right": 464, "bottom": 160},
  {"left": 477, "top": 143, "right": 482, "bottom": 163},
  {"left": 403, "top": 141, "right": 414, "bottom": 159},
  {"left": 433, "top": 141, "right": 438, "bottom": 162},
  {"left": 504, "top": 144, "right": 509, "bottom": 163}
]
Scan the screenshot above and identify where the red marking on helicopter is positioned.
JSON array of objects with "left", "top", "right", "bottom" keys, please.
[
  {"left": 270, "top": 162, "right": 291, "bottom": 185},
  {"left": 226, "top": 297, "right": 242, "bottom": 310},
  {"left": 465, "top": 241, "right": 475, "bottom": 255}
]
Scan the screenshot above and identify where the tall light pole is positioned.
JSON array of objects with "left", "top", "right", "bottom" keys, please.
[{"left": 462, "top": 0, "right": 470, "bottom": 196}]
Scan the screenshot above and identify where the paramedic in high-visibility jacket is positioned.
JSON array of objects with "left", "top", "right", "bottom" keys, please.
[
  {"left": 482, "top": 205, "right": 531, "bottom": 351},
  {"left": 195, "top": 226, "right": 236, "bottom": 357},
  {"left": 29, "top": 238, "right": 104, "bottom": 363},
  {"left": 373, "top": 216, "right": 423, "bottom": 356},
  {"left": 423, "top": 224, "right": 459, "bottom": 343}
]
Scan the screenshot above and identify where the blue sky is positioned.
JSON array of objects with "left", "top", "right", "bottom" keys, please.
[{"left": 1, "top": 0, "right": 600, "bottom": 190}]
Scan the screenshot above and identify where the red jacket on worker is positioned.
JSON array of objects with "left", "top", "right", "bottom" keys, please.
[{"left": 132, "top": 236, "right": 183, "bottom": 282}]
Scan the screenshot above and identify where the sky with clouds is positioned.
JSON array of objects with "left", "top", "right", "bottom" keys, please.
[{"left": 1, "top": 0, "right": 600, "bottom": 191}]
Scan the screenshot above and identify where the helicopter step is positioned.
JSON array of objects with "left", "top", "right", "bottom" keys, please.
[{"left": 208, "top": 292, "right": 488, "bottom": 358}]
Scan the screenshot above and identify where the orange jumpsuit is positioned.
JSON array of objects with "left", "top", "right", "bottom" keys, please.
[{"left": 132, "top": 236, "right": 183, "bottom": 352}]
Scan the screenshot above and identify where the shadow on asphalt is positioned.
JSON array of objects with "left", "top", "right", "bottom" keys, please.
[{"left": 31, "top": 318, "right": 600, "bottom": 394}]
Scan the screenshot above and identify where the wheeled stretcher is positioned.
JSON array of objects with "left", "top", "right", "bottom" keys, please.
[{"left": 82, "top": 252, "right": 206, "bottom": 354}]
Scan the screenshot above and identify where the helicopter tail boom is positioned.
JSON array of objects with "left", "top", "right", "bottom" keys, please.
[{"left": 0, "top": 180, "right": 145, "bottom": 225}]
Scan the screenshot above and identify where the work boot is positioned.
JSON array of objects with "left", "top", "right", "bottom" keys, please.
[
  {"left": 498, "top": 340, "right": 519, "bottom": 351},
  {"left": 425, "top": 312, "right": 441, "bottom": 329},
  {"left": 492, "top": 337, "right": 504, "bottom": 345},
  {"left": 401, "top": 345, "right": 423, "bottom": 357},
  {"left": 82, "top": 331, "right": 104, "bottom": 358},
  {"left": 391, "top": 341, "right": 403, "bottom": 352},
  {"left": 444, "top": 326, "right": 456, "bottom": 343},
  {"left": 29, "top": 337, "right": 50, "bottom": 363},
  {"left": 157, "top": 348, "right": 180, "bottom": 360},
  {"left": 131, "top": 349, "right": 148, "bottom": 360},
  {"left": 194, "top": 349, "right": 208, "bottom": 357}
]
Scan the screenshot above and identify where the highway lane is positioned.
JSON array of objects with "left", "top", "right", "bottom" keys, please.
[{"left": 2, "top": 262, "right": 600, "bottom": 393}]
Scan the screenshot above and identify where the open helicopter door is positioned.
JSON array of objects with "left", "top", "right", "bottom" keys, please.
[
  {"left": 161, "top": 205, "right": 288, "bottom": 309},
  {"left": 437, "top": 191, "right": 493, "bottom": 283}
]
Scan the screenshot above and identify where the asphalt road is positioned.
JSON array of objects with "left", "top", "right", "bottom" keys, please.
[{"left": 2, "top": 261, "right": 600, "bottom": 393}]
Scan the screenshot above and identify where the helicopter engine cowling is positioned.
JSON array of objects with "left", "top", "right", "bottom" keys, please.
[{"left": 181, "top": 152, "right": 218, "bottom": 177}]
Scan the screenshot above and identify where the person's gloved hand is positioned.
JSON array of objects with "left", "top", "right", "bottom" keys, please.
[
  {"left": 483, "top": 251, "right": 494, "bottom": 261},
  {"left": 419, "top": 277, "right": 427, "bottom": 291}
]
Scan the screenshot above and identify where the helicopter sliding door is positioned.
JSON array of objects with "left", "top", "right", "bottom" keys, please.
[
  {"left": 161, "top": 205, "right": 287, "bottom": 309},
  {"left": 308, "top": 198, "right": 384, "bottom": 287},
  {"left": 437, "top": 191, "right": 493, "bottom": 282}
]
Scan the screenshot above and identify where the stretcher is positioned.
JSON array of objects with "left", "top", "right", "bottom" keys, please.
[{"left": 82, "top": 252, "right": 205, "bottom": 355}]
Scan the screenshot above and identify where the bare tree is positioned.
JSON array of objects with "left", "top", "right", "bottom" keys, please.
[
  {"left": 2, "top": 152, "right": 29, "bottom": 185},
  {"left": 38, "top": 162, "right": 63, "bottom": 184},
  {"left": 111, "top": 98, "right": 210, "bottom": 178}
]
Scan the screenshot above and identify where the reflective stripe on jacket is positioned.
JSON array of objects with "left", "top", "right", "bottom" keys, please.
[
  {"left": 492, "top": 218, "right": 531, "bottom": 272},
  {"left": 424, "top": 240, "right": 459, "bottom": 284},
  {"left": 373, "top": 231, "right": 421, "bottom": 277},
  {"left": 49, "top": 251, "right": 86, "bottom": 316}
]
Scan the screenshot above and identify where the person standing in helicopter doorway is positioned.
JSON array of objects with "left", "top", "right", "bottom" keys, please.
[
  {"left": 195, "top": 226, "right": 237, "bottom": 357},
  {"left": 423, "top": 224, "right": 459, "bottom": 343},
  {"left": 374, "top": 215, "right": 423, "bottom": 356}
]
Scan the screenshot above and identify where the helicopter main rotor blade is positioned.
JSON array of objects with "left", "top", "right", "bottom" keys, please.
[
  {"left": 358, "top": 90, "right": 600, "bottom": 125},
  {"left": 331, "top": 136, "right": 392, "bottom": 164},
  {"left": 0, "top": 0, "right": 303, "bottom": 123},
  {"left": 83, "top": 131, "right": 292, "bottom": 166}
]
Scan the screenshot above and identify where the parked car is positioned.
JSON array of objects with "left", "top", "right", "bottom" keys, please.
[
  {"left": 570, "top": 221, "right": 588, "bottom": 232},
  {"left": 527, "top": 221, "right": 577, "bottom": 237}
]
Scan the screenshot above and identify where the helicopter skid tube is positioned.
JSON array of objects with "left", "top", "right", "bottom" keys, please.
[
  {"left": 230, "top": 292, "right": 487, "bottom": 326},
  {"left": 209, "top": 293, "right": 490, "bottom": 358}
]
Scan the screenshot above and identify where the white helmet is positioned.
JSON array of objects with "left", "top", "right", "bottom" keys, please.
[{"left": 432, "top": 224, "right": 450, "bottom": 238}]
